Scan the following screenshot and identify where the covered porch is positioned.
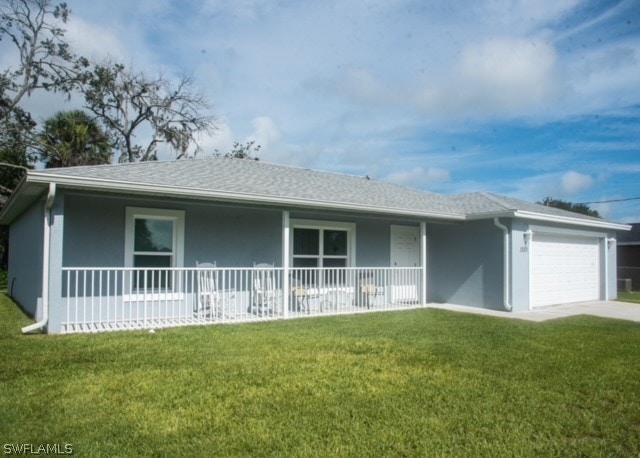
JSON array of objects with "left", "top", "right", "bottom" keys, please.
[
  {"left": 59, "top": 265, "right": 424, "bottom": 333},
  {"left": 41, "top": 195, "right": 432, "bottom": 333}
]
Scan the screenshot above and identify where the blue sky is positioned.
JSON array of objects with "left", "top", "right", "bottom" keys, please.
[{"left": 5, "top": 0, "right": 640, "bottom": 222}]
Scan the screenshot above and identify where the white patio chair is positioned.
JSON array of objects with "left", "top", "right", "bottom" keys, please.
[
  {"left": 251, "top": 262, "right": 277, "bottom": 316},
  {"left": 196, "top": 261, "right": 218, "bottom": 319}
]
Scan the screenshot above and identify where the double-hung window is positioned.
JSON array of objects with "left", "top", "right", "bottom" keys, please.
[
  {"left": 125, "top": 207, "right": 185, "bottom": 291},
  {"left": 291, "top": 220, "right": 355, "bottom": 268}
]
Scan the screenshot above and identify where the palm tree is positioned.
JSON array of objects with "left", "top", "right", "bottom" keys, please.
[{"left": 38, "top": 110, "right": 112, "bottom": 168}]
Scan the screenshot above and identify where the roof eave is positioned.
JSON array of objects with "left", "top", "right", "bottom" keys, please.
[
  {"left": 513, "top": 210, "right": 631, "bottom": 231},
  {"left": 28, "top": 172, "right": 466, "bottom": 221},
  {"left": 464, "top": 209, "right": 631, "bottom": 231},
  {"left": 0, "top": 174, "right": 47, "bottom": 225},
  {"left": 464, "top": 210, "right": 516, "bottom": 221}
]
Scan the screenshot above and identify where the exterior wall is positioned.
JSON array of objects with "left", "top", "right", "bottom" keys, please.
[
  {"left": 427, "top": 219, "right": 619, "bottom": 312},
  {"left": 62, "top": 192, "right": 125, "bottom": 267},
  {"left": 427, "top": 219, "right": 504, "bottom": 310},
  {"left": 605, "top": 230, "right": 617, "bottom": 300},
  {"left": 61, "top": 194, "right": 412, "bottom": 269},
  {"left": 354, "top": 219, "right": 393, "bottom": 267},
  {"left": 48, "top": 193, "right": 66, "bottom": 333},
  {"left": 62, "top": 192, "right": 283, "bottom": 268},
  {"left": 7, "top": 198, "right": 44, "bottom": 318},
  {"left": 510, "top": 219, "right": 531, "bottom": 312},
  {"left": 290, "top": 209, "right": 401, "bottom": 267},
  {"left": 185, "top": 203, "right": 282, "bottom": 267}
]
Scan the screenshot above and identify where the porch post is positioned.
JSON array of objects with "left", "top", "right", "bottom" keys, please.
[
  {"left": 420, "top": 221, "right": 427, "bottom": 305},
  {"left": 282, "top": 210, "right": 290, "bottom": 317}
]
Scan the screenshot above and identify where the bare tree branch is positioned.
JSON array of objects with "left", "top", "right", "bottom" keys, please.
[
  {"left": 0, "top": 161, "right": 30, "bottom": 172},
  {"left": 0, "top": 0, "right": 89, "bottom": 122},
  {"left": 82, "top": 60, "right": 217, "bottom": 162}
]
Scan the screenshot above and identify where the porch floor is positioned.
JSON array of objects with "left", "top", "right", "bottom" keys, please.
[{"left": 60, "top": 303, "right": 415, "bottom": 333}]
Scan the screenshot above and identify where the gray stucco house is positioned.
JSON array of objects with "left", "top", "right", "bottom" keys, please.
[{"left": 0, "top": 157, "right": 630, "bottom": 333}]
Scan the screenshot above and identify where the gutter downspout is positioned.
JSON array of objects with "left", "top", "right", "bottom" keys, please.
[
  {"left": 22, "top": 183, "right": 56, "bottom": 334},
  {"left": 494, "top": 217, "right": 512, "bottom": 312}
]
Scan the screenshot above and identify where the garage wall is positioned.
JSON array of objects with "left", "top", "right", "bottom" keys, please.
[
  {"left": 509, "top": 220, "right": 531, "bottom": 312},
  {"left": 427, "top": 219, "right": 504, "bottom": 310},
  {"left": 607, "top": 230, "right": 618, "bottom": 300},
  {"left": 434, "top": 219, "right": 620, "bottom": 313}
]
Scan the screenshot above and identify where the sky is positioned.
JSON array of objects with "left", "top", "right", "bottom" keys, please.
[{"left": 4, "top": 0, "right": 640, "bottom": 222}]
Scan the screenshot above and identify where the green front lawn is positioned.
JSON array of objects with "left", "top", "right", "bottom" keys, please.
[
  {"left": 1, "top": 294, "right": 639, "bottom": 456},
  {"left": 618, "top": 290, "right": 640, "bottom": 304}
]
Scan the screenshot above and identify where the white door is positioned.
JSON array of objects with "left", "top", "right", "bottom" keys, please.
[
  {"left": 531, "top": 234, "right": 600, "bottom": 308},
  {"left": 390, "top": 225, "right": 420, "bottom": 267},
  {"left": 390, "top": 225, "right": 420, "bottom": 302}
]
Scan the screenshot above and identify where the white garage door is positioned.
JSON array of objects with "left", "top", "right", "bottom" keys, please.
[{"left": 531, "top": 234, "right": 600, "bottom": 308}]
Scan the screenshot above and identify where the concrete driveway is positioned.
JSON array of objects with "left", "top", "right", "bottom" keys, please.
[{"left": 427, "top": 301, "right": 640, "bottom": 323}]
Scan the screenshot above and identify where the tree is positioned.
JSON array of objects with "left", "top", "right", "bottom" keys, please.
[
  {"left": 0, "top": 0, "right": 89, "bottom": 123},
  {"left": 216, "top": 140, "right": 261, "bottom": 160},
  {"left": 0, "top": 105, "right": 35, "bottom": 194},
  {"left": 36, "top": 110, "right": 112, "bottom": 168},
  {"left": 82, "top": 61, "right": 216, "bottom": 162},
  {"left": 539, "top": 197, "right": 601, "bottom": 218},
  {"left": 0, "top": 106, "right": 35, "bottom": 269}
]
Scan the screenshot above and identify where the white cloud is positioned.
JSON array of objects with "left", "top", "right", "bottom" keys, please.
[
  {"left": 567, "top": 42, "right": 640, "bottom": 112},
  {"left": 481, "top": 0, "right": 581, "bottom": 31},
  {"left": 417, "top": 38, "right": 561, "bottom": 118},
  {"left": 459, "top": 38, "right": 558, "bottom": 102},
  {"left": 309, "top": 36, "right": 565, "bottom": 121},
  {"left": 201, "top": 0, "right": 277, "bottom": 19},
  {"left": 605, "top": 163, "right": 640, "bottom": 173},
  {"left": 340, "top": 68, "right": 393, "bottom": 106},
  {"left": 198, "top": 119, "right": 234, "bottom": 156},
  {"left": 589, "top": 201, "right": 613, "bottom": 220},
  {"left": 561, "top": 171, "right": 594, "bottom": 194},
  {"left": 385, "top": 166, "right": 451, "bottom": 187},
  {"left": 497, "top": 170, "right": 595, "bottom": 204},
  {"left": 246, "top": 116, "right": 281, "bottom": 157},
  {"left": 65, "top": 17, "right": 129, "bottom": 62}
]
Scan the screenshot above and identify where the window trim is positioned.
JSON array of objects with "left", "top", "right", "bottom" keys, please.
[
  {"left": 290, "top": 219, "right": 356, "bottom": 267},
  {"left": 125, "top": 207, "right": 185, "bottom": 268},
  {"left": 124, "top": 207, "right": 185, "bottom": 301}
]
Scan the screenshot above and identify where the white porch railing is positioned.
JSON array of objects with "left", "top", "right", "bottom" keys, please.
[{"left": 60, "top": 266, "right": 422, "bottom": 333}]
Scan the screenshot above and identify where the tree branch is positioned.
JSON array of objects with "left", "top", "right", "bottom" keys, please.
[
  {"left": 82, "top": 61, "right": 217, "bottom": 161},
  {"left": 0, "top": 0, "right": 86, "bottom": 122}
]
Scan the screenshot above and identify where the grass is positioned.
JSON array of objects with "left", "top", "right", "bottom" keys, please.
[
  {"left": 1, "top": 294, "right": 640, "bottom": 456},
  {"left": 618, "top": 290, "right": 640, "bottom": 304}
]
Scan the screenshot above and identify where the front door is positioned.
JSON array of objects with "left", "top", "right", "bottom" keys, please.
[
  {"left": 390, "top": 225, "right": 421, "bottom": 303},
  {"left": 390, "top": 225, "right": 420, "bottom": 267}
]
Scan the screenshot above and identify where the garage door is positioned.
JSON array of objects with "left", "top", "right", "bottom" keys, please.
[{"left": 531, "top": 234, "right": 600, "bottom": 307}]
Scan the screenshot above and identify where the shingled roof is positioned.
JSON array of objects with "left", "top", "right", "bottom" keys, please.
[
  {"left": 31, "top": 157, "right": 461, "bottom": 218},
  {"left": 448, "top": 192, "right": 607, "bottom": 223},
  {"left": 0, "top": 157, "right": 630, "bottom": 231}
]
